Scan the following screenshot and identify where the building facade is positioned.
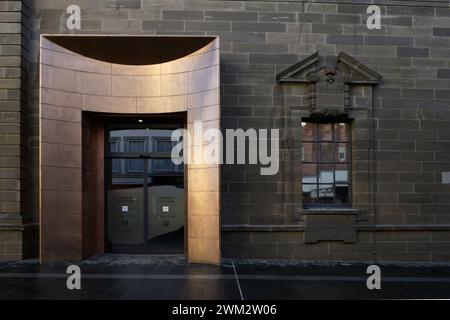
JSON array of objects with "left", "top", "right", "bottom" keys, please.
[{"left": 1, "top": 0, "right": 450, "bottom": 263}]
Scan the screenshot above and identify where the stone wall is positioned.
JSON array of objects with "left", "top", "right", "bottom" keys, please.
[
  {"left": 3, "top": 0, "right": 450, "bottom": 262},
  {"left": 0, "top": 0, "right": 34, "bottom": 260}
]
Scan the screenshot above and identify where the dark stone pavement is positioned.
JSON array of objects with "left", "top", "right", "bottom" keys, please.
[{"left": 0, "top": 254, "right": 449, "bottom": 300}]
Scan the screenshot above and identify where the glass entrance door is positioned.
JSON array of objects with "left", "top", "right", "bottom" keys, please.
[
  {"left": 106, "top": 158, "right": 145, "bottom": 252},
  {"left": 105, "top": 120, "right": 185, "bottom": 254},
  {"left": 147, "top": 167, "right": 185, "bottom": 254}
]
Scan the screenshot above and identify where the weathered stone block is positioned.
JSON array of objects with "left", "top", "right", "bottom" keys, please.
[
  {"left": 433, "top": 28, "right": 450, "bottom": 37},
  {"left": 397, "top": 47, "right": 429, "bottom": 57},
  {"left": 304, "top": 212, "right": 357, "bottom": 244},
  {"left": 205, "top": 10, "right": 257, "bottom": 21},
  {"left": 327, "top": 34, "right": 364, "bottom": 45}
]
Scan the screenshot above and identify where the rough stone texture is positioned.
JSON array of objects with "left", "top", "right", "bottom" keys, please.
[
  {"left": 0, "top": 0, "right": 35, "bottom": 261},
  {"left": 0, "top": 0, "right": 448, "bottom": 262}
]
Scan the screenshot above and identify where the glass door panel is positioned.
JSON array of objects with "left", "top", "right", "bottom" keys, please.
[
  {"left": 106, "top": 158, "right": 145, "bottom": 252},
  {"left": 147, "top": 165, "right": 185, "bottom": 254},
  {"left": 106, "top": 119, "right": 186, "bottom": 254}
]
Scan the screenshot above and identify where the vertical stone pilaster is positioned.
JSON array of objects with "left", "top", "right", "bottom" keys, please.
[{"left": 0, "top": 0, "right": 31, "bottom": 260}]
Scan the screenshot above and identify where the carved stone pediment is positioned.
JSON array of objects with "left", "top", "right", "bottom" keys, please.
[
  {"left": 307, "top": 65, "right": 351, "bottom": 116},
  {"left": 277, "top": 52, "right": 382, "bottom": 116}
]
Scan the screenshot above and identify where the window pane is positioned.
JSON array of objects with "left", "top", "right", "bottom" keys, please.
[
  {"left": 335, "top": 123, "right": 349, "bottom": 142},
  {"left": 302, "top": 122, "right": 316, "bottom": 141},
  {"left": 302, "top": 164, "right": 317, "bottom": 183},
  {"left": 302, "top": 184, "right": 318, "bottom": 204},
  {"left": 127, "top": 140, "right": 145, "bottom": 172},
  {"left": 302, "top": 143, "right": 317, "bottom": 162},
  {"left": 110, "top": 140, "right": 121, "bottom": 172},
  {"left": 335, "top": 164, "right": 349, "bottom": 183},
  {"left": 319, "top": 123, "right": 333, "bottom": 141},
  {"left": 128, "top": 159, "right": 144, "bottom": 172},
  {"left": 301, "top": 121, "right": 351, "bottom": 207},
  {"left": 156, "top": 140, "right": 172, "bottom": 153},
  {"left": 112, "top": 159, "right": 121, "bottom": 173},
  {"left": 317, "top": 184, "right": 334, "bottom": 204},
  {"left": 336, "top": 143, "right": 349, "bottom": 162},
  {"left": 335, "top": 185, "right": 349, "bottom": 204},
  {"left": 110, "top": 140, "right": 118, "bottom": 152},
  {"left": 152, "top": 140, "right": 174, "bottom": 172},
  {"left": 128, "top": 140, "right": 145, "bottom": 153},
  {"left": 318, "top": 164, "right": 334, "bottom": 183},
  {"left": 319, "top": 143, "right": 334, "bottom": 162},
  {"left": 153, "top": 159, "right": 173, "bottom": 171}
]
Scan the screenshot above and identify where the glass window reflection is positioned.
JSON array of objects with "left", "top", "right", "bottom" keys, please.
[
  {"left": 335, "top": 123, "right": 349, "bottom": 142},
  {"left": 336, "top": 143, "right": 349, "bottom": 163},
  {"left": 302, "top": 143, "right": 317, "bottom": 162},
  {"left": 319, "top": 123, "right": 333, "bottom": 141},
  {"left": 302, "top": 164, "right": 317, "bottom": 184},
  {"left": 319, "top": 143, "right": 334, "bottom": 162},
  {"left": 127, "top": 139, "right": 146, "bottom": 173},
  {"left": 302, "top": 122, "right": 316, "bottom": 141},
  {"left": 301, "top": 121, "right": 351, "bottom": 207},
  {"left": 152, "top": 138, "right": 174, "bottom": 173},
  {"left": 318, "top": 164, "right": 334, "bottom": 183}
]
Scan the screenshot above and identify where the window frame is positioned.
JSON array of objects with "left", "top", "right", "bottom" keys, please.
[
  {"left": 109, "top": 137, "right": 121, "bottom": 173},
  {"left": 124, "top": 137, "right": 148, "bottom": 173},
  {"left": 151, "top": 137, "right": 177, "bottom": 173},
  {"left": 301, "top": 119, "right": 352, "bottom": 208}
]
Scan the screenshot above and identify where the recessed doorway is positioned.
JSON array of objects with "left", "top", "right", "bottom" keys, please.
[
  {"left": 40, "top": 35, "right": 220, "bottom": 264},
  {"left": 105, "top": 117, "right": 185, "bottom": 254}
]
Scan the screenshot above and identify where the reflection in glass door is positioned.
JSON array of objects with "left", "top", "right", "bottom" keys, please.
[
  {"left": 106, "top": 121, "right": 185, "bottom": 254},
  {"left": 106, "top": 158, "right": 145, "bottom": 252},
  {"left": 147, "top": 163, "right": 185, "bottom": 254}
]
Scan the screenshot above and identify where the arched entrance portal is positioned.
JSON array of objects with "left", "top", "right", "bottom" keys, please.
[{"left": 39, "top": 35, "right": 221, "bottom": 264}]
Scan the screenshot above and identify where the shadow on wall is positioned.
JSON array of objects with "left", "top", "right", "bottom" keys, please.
[{"left": 46, "top": 35, "right": 216, "bottom": 65}]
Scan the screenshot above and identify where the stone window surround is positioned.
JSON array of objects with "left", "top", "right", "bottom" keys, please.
[{"left": 278, "top": 52, "right": 381, "bottom": 243}]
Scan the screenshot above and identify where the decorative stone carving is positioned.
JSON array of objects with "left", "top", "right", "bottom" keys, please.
[
  {"left": 307, "top": 65, "right": 351, "bottom": 116},
  {"left": 277, "top": 51, "right": 382, "bottom": 117},
  {"left": 277, "top": 52, "right": 382, "bottom": 243}
]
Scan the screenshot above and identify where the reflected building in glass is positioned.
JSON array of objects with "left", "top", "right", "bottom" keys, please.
[
  {"left": 107, "top": 123, "right": 185, "bottom": 254},
  {"left": 302, "top": 122, "right": 350, "bottom": 206}
]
